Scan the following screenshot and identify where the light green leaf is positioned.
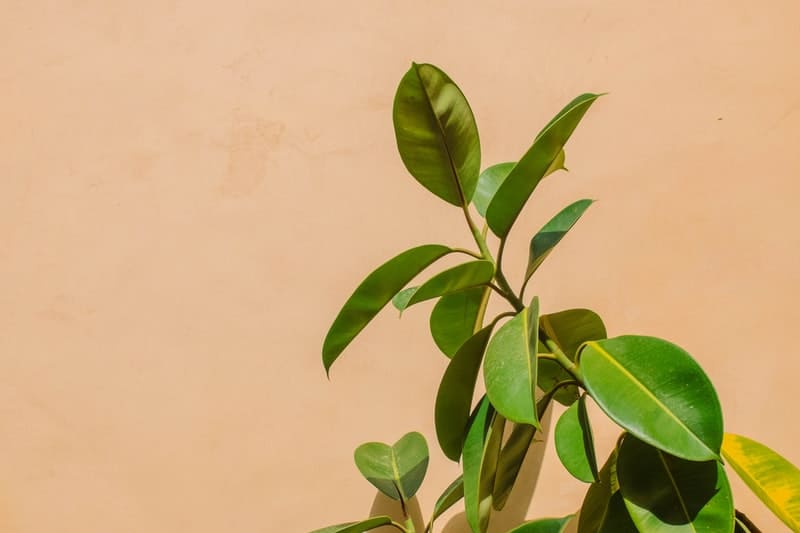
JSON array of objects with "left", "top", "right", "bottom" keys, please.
[
  {"left": 310, "top": 516, "right": 393, "bottom": 533},
  {"left": 430, "top": 287, "right": 490, "bottom": 357},
  {"left": 524, "top": 199, "right": 593, "bottom": 282},
  {"left": 391, "top": 286, "right": 419, "bottom": 311},
  {"left": 396, "top": 260, "right": 495, "bottom": 311},
  {"left": 486, "top": 94, "right": 601, "bottom": 237},
  {"left": 323, "top": 244, "right": 452, "bottom": 374},
  {"left": 429, "top": 476, "right": 465, "bottom": 531},
  {"left": 555, "top": 394, "right": 598, "bottom": 483},
  {"left": 506, "top": 515, "right": 574, "bottom": 533},
  {"left": 577, "top": 448, "right": 638, "bottom": 533},
  {"left": 353, "top": 432, "right": 429, "bottom": 505},
  {"left": 393, "top": 62, "right": 480, "bottom": 206},
  {"left": 579, "top": 335, "right": 723, "bottom": 461},
  {"left": 435, "top": 326, "right": 495, "bottom": 461},
  {"left": 618, "top": 434, "right": 734, "bottom": 533},
  {"left": 722, "top": 433, "right": 800, "bottom": 531},
  {"left": 484, "top": 297, "right": 541, "bottom": 427},
  {"left": 463, "top": 397, "right": 505, "bottom": 533}
]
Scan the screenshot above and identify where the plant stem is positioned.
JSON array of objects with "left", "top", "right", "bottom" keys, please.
[
  {"left": 390, "top": 521, "right": 409, "bottom": 533},
  {"left": 542, "top": 337, "right": 583, "bottom": 383},
  {"left": 403, "top": 517, "right": 415, "bottom": 533},
  {"left": 462, "top": 204, "right": 494, "bottom": 262}
]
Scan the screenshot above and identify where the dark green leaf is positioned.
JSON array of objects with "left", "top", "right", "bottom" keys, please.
[
  {"left": 484, "top": 297, "right": 540, "bottom": 427},
  {"left": 323, "top": 244, "right": 452, "bottom": 374},
  {"left": 506, "top": 515, "right": 574, "bottom": 533},
  {"left": 435, "top": 326, "right": 495, "bottom": 461},
  {"left": 618, "top": 434, "right": 734, "bottom": 532},
  {"left": 310, "top": 516, "right": 393, "bottom": 533},
  {"left": 579, "top": 335, "right": 724, "bottom": 461},
  {"left": 397, "top": 260, "right": 495, "bottom": 311},
  {"left": 577, "top": 448, "right": 638, "bottom": 533},
  {"left": 463, "top": 397, "right": 504, "bottom": 533},
  {"left": 555, "top": 394, "right": 598, "bottom": 483},
  {"left": 524, "top": 199, "right": 593, "bottom": 282},
  {"left": 353, "top": 432, "right": 429, "bottom": 505},
  {"left": 430, "top": 286, "right": 490, "bottom": 357},
  {"left": 393, "top": 62, "right": 480, "bottom": 206},
  {"left": 486, "top": 94, "right": 601, "bottom": 237},
  {"left": 430, "top": 476, "right": 465, "bottom": 530}
]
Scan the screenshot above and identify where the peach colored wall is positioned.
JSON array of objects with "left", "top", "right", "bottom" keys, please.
[{"left": 2, "top": 1, "right": 799, "bottom": 531}]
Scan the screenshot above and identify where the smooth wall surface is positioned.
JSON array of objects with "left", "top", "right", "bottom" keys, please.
[{"left": 2, "top": 1, "right": 799, "bottom": 531}]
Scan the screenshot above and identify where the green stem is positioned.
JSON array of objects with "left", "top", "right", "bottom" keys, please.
[
  {"left": 462, "top": 204, "right": 494, "bottom": 262},
  {"left": 390, "top": 521, "right": 410, "bottom": 533},
  {"left": 542, "top": 337, "right": 584, "bottom": 383},
  {"left": 452, "top": 247, "right": 483, "bottom": 260}
]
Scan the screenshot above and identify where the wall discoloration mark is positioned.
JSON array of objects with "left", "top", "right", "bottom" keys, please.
[{"left": 220, "top": 111, "right": 284, "bottom": 197}]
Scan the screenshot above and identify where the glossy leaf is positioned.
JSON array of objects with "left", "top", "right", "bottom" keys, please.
[
  {"left": 463, "top": 397, "right": 504, "bottom": 533},
  {"left": 323, "top": 244, "right": 452, "bottom": 374},
  {"left": 618, "top": 434, "right": 734, "bottom": 532},
  {"left": 310, "top": 516, "right": 393, "bottom": 533},
  {"left": 393, "top": 62, "right": 480, "bottom": 206},
  {"left": 579, "top": 335, "right": 723, "bottom": 461},
  {"left": 538, "top": 308, "right": 606, "bottom": 406},
  {"left": 486, "top": 93, "right": 601, "bottom": 237},
  {"left": 430, "top": 476, "right": 465, "bottom": 530},
  {"left": 555, "top": 394, "right": 598, "bottom": 483},
  {"left": 507, "top": 515, "right": 574, "bottom": 533},
  {"left": 435, "top": 326, "right": 495, "bottom": 461},
  {"left": 396, "top": 260, "right": 495, "bottom": 311},
  {"left": 430, "top": 286, "right": 490, "bottom": 357},
  {"left": 524, "top": 199, "right": 593, "bottom": 282},
  {"left": 722, "top": 433, "right": 800, "bottom": 531},
  {"left": 484, "top": 297, "right": 540, "bottom": 427},
  {"left": 354, "top": 432, "right": 429, "bottom": 504},
  {"left": 473, "top": 152, "right": 565, "bottom": 217},
  {"left": 577, "top": 449, "right": 638, "bottom": 533}
]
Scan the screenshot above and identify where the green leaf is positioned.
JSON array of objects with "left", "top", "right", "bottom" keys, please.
[
  {"left": 506, "top": 515, "right": 574, "bottom": 533},
  {"left": 617, "top": 434, "right": 734, "bottom": 533},
  {"left": 524, "top": 199, "right": 593, "bottom": 282},
  {"left": 430, "top": 286, "right": 490, "bottom": 357},
  {"left": 396, "top": 260, "right": 495, "bottom": 311},
  {"left": 484, "top": 297, "right": 541, "bottom": 427},
  {"left": 353, "top": 432, "right": 429, "bottom": 505},
  {"left": 492, "top": 389, "right": 557, "bottom": 511},
  {"left": 579, "top": 335, "right": 723, "bottom": 461},
  {"left": 435, "top": 326, "right": 495, "bottom": 461},
  {"left": 323, "top": 244, "right": 452, "bottom": 374},
  {"left": 577, "top": 448, "right": 638, "bottom": 533},
  {"left": 429, "top": 476, "right": 465, "bottom": 531},
  {"left": 555, "top": 394, "right": 598, "bottom": 483},
  {"left": 538, "top": 308, "right": 606, "bottom": 406},
  {"left": 463, "top": 397, "right": 505, "bottom": 533},
  {"left": 722, "top": 433, "right": 800, "bottom": 531},
  {"left": 391, "top": 286, "right": 419, "bottom": 311},
  {"left": 310, "top": 516, "right": 393, "bottom": 533},
  {"left": 393, "top": 62, "right": 480, "bottom": 206},
  {"left": 486, "top": 93, "right": 601, "bottom": 237}
]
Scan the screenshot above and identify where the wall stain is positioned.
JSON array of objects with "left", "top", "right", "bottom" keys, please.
[{"left": 220, "top": 111, "right": 284, "bottom": 197}]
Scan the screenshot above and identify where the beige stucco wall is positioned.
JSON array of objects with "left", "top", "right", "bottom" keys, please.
[{"left": 2, "top": 1, "right": 799, "bottom": 531}]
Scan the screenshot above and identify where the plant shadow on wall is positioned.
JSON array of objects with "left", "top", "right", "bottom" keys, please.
[{"left": 313, "top": 63, "right": 800, "bottom": 533}]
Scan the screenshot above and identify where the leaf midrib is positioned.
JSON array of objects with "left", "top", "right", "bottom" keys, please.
[{"left": 656, "top": 449, "right": 697, "bottom": 533}]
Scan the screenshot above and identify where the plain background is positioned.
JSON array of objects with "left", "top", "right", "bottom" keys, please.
[{"left": 2, "top": 1, "right": 799, "bottom": 531}]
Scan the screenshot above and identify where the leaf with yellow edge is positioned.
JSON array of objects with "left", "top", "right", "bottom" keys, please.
[{"left": 722, "top": 433, "right": 800, "bottom": 532}]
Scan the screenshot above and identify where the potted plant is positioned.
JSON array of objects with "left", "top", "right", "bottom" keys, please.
[{"left": 313, "top": 62, "right": 800, "bottom": 533}]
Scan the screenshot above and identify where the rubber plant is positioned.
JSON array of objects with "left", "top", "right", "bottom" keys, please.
[{"left": 313, "top": 62, "right": 800, "bottom": 533}]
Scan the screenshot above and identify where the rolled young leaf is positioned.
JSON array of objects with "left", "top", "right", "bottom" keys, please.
[
  {"left": 310, "top": 516, "right": 394, "bottom": 533},
  {"left": 463, "top": 397, "right": 505, "bottom": 533},
  {"left": 506, "top": 515, "right": 574, "bottom": 533},
  {"left": 393, "top": 62, "right": 481, "bottom": 206},
  {"left": 579, "top": 335, "right": 724, "bottom": 461},
  {"left": 397, "top": 260, "right": 494, "bottom": 310},
  {"left": 435, "top": 325, "right": 495, "bottom": 461},
  {"left": 484, "top": 297, "right": 541, "bottom": 427},
  {"left": 722, "top": 433, "right": 800, "bottom": 531},
  {"left": 323, "top": 244, "right": 452, "bottom": 374},
  {"left": 486, "top": 93, "right": 601, "bottom": 238},
  {"left": 429, "top": 476, "right": 465, "bottom": 531},
  {"left": 555, "top": 393, "right": 599, "bottom": 483},
  {"left": 617, "top": 434, "right": 734, "bottom": 533},
  {"left": 430, "top": 287, "right": 490, "bottom": 357},
  {"left": 524, "top": 199, "right": 593, "bottom": 283},
  {"left": 353, "top": 432, "right": 429, "bottom": 505}
]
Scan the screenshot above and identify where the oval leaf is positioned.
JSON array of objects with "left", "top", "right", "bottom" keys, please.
[
  {"left": 353, "top": 432, "right": 429, "bottom": 504},
  {"left": 436, "top": 325, "right": 495, "bottom": 461},
  {"left": 310, "top": 516, "right": 393, "bottom": 533},
  {"left": 398, "top": 260, "right": 495, "bottom": 310},
  {"left": 579, "top": 335, "right": 723, "bottom": 461},
  {"left": 618, "top": 434, "right": 734, "bottom": 533},
  {"left": 525, "top": 199, "right": 593, "bottom": 282},
  {"left": 463, "top": 397, "right": 505, "bottom": 533},
  {"left": 486, "top": 93, "right": 601, "bottom": 237},
  {"left": 577, "top": 448, "right": 638, "bottom": 533},
  {"left": 393, "top": 62, "right": 480, "bottom": 206},
  {"left": 507, "top": 515, "right": 574, "bottom": 533},
  {"left": 391, "top": 286, "right": 419, "bottom": 311},
  {"left": 484, "top": 297, "right": 540, "bottom": 427},
  {"left": 430, "top": 287, "right": 490, "bottom": 357},
  {"left": 323, "top": 245, "right": 452, "bottom": 374},
  {"left": 722, "top": 433, "right": 800, "bottom": 531},
  {"left": 555, "top": 394, "right": 599, "bottom": 483}
]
